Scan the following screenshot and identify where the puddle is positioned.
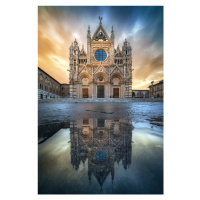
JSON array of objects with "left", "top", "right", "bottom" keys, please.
[{"left": 38, "top": 117, "right": 163, "bottom": 194}]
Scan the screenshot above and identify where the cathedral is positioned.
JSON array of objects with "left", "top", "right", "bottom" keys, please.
[
  {"left": 70, "top": 118, "right": 133, "bottom": 190},
  {"left": 69, "top": 17, "right": 133, "bottom": 98}
]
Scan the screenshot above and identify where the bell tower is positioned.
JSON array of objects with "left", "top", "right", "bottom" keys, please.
[{"left": 122, "top": 39, "right": 132, "bottom": 98}]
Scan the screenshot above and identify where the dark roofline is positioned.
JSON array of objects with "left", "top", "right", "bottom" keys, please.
[
  {"left": 38, "top": 66, "right": 61, "bottom": 84},
  {"left": 148, "top": 80, "right": 164, "bottom": 87}
]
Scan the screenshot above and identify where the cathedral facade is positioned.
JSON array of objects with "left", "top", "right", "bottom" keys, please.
[
  {"left": 69, "top": 18, "right": 133, "bottom": 98},
  {"left": 70, "top": 118, "right": 133, "bottom": 190}
]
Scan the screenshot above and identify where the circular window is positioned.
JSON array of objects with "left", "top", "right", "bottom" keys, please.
[
  {"left": 95, "top": 49, "right": 107, "bottom": 62},
  {"left": 95, "top": 151, "right": 107, "bottom": 162}
]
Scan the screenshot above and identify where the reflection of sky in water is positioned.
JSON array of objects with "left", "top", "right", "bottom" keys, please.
[
  {"left": 132, "top": 120, "right": 163, "bottom": 136},
  {"left": 38, "top": 117, "right": 163, "bottom": 194}
]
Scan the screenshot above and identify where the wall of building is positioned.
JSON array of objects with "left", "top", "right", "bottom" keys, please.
[
  {"left": 149, "top": 80, "right": 164, "bottom": 98},
  {"left": 132, "top": 90, "right": 149, "bottom": 98},
  {"left": 61, "top": 84, "right": 70, "bottom": 97},
  {"left": 38, "top": 67, "right": 69, "bottom": 100}
]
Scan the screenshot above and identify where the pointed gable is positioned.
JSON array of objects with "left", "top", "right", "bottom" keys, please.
[
  {"left": 115, "top": 45, "right": 123, "bottom": 57},
  {"left": 94, "top": 64, "right": 109, "bottom": 75},
  {"left": 92, "top": 24, "right": 111, "bottom": 42},
  {"left": 110, "top": 65, "right": 124, "bottom": 75},
  {"left": 79, "top": 48, "right": 87, "bottom": 56}
]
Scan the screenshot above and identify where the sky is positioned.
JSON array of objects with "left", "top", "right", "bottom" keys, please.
[{"left": 38, "top": 6, "right": 163, "bottom": 89}]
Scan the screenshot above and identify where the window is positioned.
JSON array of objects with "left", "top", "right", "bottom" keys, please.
[
  {"left": 83, "top": 119, "right": 89, "bottom": 125},
  {"left": 95, "top": 49, "right": 107, "bottom": 61},
  {"left": 40, "top": 84, "right": 42, "bottom": 89},
  {"left": 95, "top": 151, "right": 107, "bottom": 162},
  {"left": 98, "top": 119, "right": 105, "bottom": 127}
]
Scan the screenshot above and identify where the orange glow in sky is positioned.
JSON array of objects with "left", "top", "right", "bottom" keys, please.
[{"left": 38, "top": 6, "right": 163, "bottom": 89}]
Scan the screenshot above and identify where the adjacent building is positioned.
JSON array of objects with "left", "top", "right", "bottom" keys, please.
[
  {"left": 69, "top": 17, "right": 133, "bottom": 98},
  {"left": 38, "top": 67, "right": 70, "bottom": 100},
  {"left": 132, "top": 90, "right": 149, "bottom": 98},
  {"left": 149, "top": 80, "right": 164, "bottom": 98}
]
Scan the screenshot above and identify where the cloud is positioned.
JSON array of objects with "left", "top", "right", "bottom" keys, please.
[{"left": 38, "top": 6, "right": 163, "bottom": 88}]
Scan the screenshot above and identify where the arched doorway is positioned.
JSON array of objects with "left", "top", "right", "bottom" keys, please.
[
  {"left": 97, "top": 86, "right": 104, "bottom": 98},
  {"left": 82, "top": 88, "right": 89, "bottom": 98},
  {"left": 113, "top": 88, "right": 119, "bottom": 98}
]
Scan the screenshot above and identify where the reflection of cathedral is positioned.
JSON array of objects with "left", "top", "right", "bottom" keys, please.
[
  {"left": 69, "top": 17, "right": 133, "bottom": 98},
  {"left": 70, "top": 118, "right": 133, "bottom": 190}
]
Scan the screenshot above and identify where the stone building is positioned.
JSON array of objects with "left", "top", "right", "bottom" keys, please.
[
  {"left": 60, "top": 84, "right": 70, "bottom": 97},
  {"left": 69, "top": 17, "right": 133, "bottom": 98},
  {"left": 70, "top": 118, "right": 133, "bottom": 190},
  {"left": 149, "top": 80, "right": 164, "bottom": 98},
  {"left": 38, "top": 67, "right": 70, "bottom": 99},
  {"left": 132, "top": 90, "right": 149, "bottom": 98}
]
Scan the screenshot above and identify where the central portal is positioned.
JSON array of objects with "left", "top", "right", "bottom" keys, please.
[
  {"left": 113, "top": 88, "right": 119, "bottom": 98},
  {"left": 82, "top": 88, "right": 88, "bottom": 98},
  {"left": 97, "top": 86, "right": 104, "bottom": 98}
]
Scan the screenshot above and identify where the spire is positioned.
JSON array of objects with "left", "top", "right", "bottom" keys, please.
[
  {"left": 99, "top": 16, "right": 102, "bottom": 25},
  {"left": 111, "top": 25, "right": 114, "bottom": 43},
  {"left": 74, "top": 38, "right": 78, "bottom": 47},
  {"left": 87, "top": 25, "right": 91, "bottom": 40},
  {"left": 87, "top": 25, "right": 90, "bottom": 34},
  {"left": 124, "top": 39, "right": 128, "bottom": 46}
]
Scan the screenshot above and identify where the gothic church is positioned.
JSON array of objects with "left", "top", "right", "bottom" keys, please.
[{"left": 69, "top": 17, "right": 133, "bottom": 98}]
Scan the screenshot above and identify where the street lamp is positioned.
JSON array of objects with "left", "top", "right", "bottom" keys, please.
[{"left": 151, "top": 81, "right": 154, "bottom": 98}]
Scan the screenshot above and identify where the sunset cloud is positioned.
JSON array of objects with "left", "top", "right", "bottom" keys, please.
[{"left": 38, "top": 6, "right": 163, "bottom": 89}]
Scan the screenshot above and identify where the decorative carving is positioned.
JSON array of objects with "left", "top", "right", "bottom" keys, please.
[
  {"left": 93, "top": 29, "right": 108, "bottom": 42},
  {"left": 99, "top": 76, "right": 103, "bottom": 81}
]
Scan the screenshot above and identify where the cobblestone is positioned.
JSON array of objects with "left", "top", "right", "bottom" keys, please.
[{"left": 38, "top": 98, "right": 163, "bottom": 103}]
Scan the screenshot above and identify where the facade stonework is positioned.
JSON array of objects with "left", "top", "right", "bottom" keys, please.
[
  {"left": 38, "top": 67, "right": 69, "bottom": 99},
  {"left": 69, "top": 19, "right": 133, "bottom": 98}
]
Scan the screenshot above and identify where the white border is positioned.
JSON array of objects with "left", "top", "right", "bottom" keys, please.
[{"left": 2, "top": 0, "right": 200, "bottom": 199}]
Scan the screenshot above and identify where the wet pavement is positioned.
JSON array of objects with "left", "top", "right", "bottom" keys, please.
[{"left": 38, "top": 102, "right": 163, "bottom": 194}]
